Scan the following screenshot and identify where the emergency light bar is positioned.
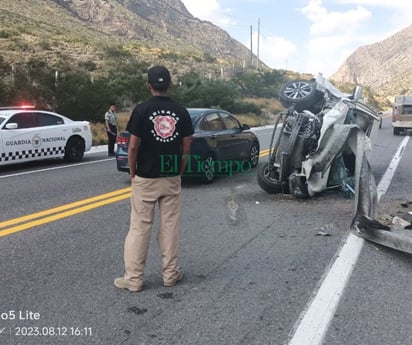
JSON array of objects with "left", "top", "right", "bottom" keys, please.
[{"left": 0, "top": 105, "right": 36, "bottom": 110}]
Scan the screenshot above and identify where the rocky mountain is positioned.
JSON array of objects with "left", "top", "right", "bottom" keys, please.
[
  {"left": 2, "top": 0, "right": 410, "bottom": 104},
  {"left": 0, "top": 0, "right": 264, "bottom": 77},
  {"left": 331, "top": 25, "right": 412, "bottom": 101}
]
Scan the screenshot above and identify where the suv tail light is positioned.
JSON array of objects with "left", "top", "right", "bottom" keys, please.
[{"left": 117, "top": 136, "right": 129, "bottom": 145}]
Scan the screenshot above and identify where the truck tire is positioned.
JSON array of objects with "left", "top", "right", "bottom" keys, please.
[
  {"left": 257, "top": 163, "right": 289, "bottom": 194},
  {"left": 279, "top": 79, "right": 323, "bottom": 112}
]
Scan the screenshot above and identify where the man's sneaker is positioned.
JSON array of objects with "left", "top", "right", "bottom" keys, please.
[
  {"left": 114, "top": 277, "right": 143, "bottom": 292},
  {"left": 164, "top": 271, "right": 184, "bottom": 287}
]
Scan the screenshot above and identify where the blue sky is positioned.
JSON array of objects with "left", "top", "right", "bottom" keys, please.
[{"left": 181, "top": 0, "right": 412, "bottom": 77}]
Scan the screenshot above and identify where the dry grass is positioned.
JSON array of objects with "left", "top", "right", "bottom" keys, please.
[
  {"left": 235, "top": 113, "right": 266, "bottom": 127},
  {"left": 90, "top": 111, "right": 130, "bottom": 145},
  {"left": 90, "top": 103, "right": 279, "bottom": 145},
  {"left": 238, "top": 97, "right": 284, "bottom": 127},
  {"left": 243, "top": 97, "right": 284, "bottom": 114}
]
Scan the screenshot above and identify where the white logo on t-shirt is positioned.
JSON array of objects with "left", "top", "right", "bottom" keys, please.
[{"left": 150, "top": 110, "right": 180, "bottom": 142}]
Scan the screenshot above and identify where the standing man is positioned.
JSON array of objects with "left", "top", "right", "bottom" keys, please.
[
  {"left": 105, "top": 103, "right": 117, "bottom": 156},
  {"left": 114, "top": 65, "right": 194, "bottom": 292}
]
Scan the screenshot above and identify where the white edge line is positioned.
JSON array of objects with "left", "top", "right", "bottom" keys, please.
[
  {"left": 287, "top": 135, "right": 410, "bottom": 345},
  {"left": 0, "top": 145, "right": 112, "bottom": 179},
  {"left": 377, "top": 136, "right": 410, "bottom": 200}
]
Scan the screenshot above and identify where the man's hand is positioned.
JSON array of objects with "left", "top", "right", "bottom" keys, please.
[
  {"left": 128, "top": 134, "right": 140, "bottom": 180},
  {"left": 180, "top": 136, "right": 193, "bottom": 174}
]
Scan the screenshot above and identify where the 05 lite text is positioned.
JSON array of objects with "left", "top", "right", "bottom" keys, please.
[{"left": 1, "top": 310, "right": 40, "bottom": 320}]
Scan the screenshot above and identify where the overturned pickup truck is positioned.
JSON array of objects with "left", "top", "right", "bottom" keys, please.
[
  {"left": 258, "top": 75, "right": 412, "bottom": 254},
  {"left": 258, "top": 74, "right": 380, "bottom": 198}
]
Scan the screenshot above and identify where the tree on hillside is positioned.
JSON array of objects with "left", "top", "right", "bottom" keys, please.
[
  {"left": 0, "top": 56, "right": 12, "bottom": 105},
  {"left": 54, "top": 72, "right": 114, "bottom": 122},
  {"left": 171, "top": 72, "right": 203, "bottom": 106},
  {"left": 106, "top": 61, "right": 148, "bottom": 107},
  {"left": 171, "top": 72, "right": 240, "bottom": 110},
  {"left": 234, "top": 69, "right": 288, "bottom": 98},
  {"left": 197, "top": 79, "right": 240, "bottom": 109}
]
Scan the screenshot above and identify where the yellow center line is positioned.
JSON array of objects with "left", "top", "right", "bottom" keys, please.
[
  {"left": 0, "top": 187, "right": 131, "bottom": 230},
  {"left": 0, "top": 193, "right": 131, "bottom": 238},
  {"left": 0, "top": 149, "right": 271, "bottom": 238},
  {"left": 259, "top": 149, "right": 270, "bottom": 156}
]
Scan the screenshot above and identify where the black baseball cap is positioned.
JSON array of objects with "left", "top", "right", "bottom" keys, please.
[{"left": 147, "top": 65, "right": 171, "bottom": 87}]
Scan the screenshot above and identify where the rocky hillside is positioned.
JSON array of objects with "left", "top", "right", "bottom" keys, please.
[
  {"left": 331, "top": 25, "right": 412, "bottom": 102},
  {"left": 0, "top": 0, "right": 264, "bottom": 77}
]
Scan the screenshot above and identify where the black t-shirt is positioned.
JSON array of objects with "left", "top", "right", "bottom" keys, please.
[{"left": 126, "top": 96, "right": 194, "bottom": 178}]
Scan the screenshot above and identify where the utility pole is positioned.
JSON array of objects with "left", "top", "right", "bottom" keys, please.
[
  {"left": 257, "top": 18, "right": 260, "bottom": 69},
  {"left": 250, "top": 24, "right": 253, "bottom": 66},
  {"left": 11, "top": 63, "right": 15, "bottom": 86}
]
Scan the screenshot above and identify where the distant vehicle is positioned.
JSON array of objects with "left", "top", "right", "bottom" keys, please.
[
  {"left": 257, "top": 74, "right": 380, "bottom": 197},
  {"left": 392, "top": 95, "right": 412, "bottom": 135},
  {"left": 0, "top": 106, "right": 92, "bottom": 166},
  {"left": 116, "top": 108, "right": 260, "bottom": 183}
]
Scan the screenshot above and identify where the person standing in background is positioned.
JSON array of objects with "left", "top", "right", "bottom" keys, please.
[{"left": 105, "top": 103, "right": 117, "bottom": 156}]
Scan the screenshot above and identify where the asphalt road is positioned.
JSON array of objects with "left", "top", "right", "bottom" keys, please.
[{"left": 0, "top": 117, "right": 411, "bottom": 345}]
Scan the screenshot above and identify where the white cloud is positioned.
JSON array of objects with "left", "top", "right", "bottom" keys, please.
[
  {"left": 299, "top": 0, "right": 376, "bottom": 76},
  {"left": 181, "top": 0, "right": 234, "bottom": 27},
  {"left": 181, "top": 0, "right": 411, "bottom": 76},
  {"left": 301, "top": 0, "right": 372, "bottom": 35},
  {"left": 338, "top": 0, "right": 411, "bottom": 7},
  {"left": 182, "top": 0, "right": 299, "bottom": 71},
  {"left": 249, "top": 33, "right": 297, "bottom": 70},
  {"left": 303, "top": 34, "right": 360, "bottom": 76},
  {"left": 338, "top": 0, "right": 412, "bottom": 30}
]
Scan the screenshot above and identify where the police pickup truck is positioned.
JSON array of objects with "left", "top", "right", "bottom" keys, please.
[{"left": 0, "top": 106, "right": 92, "bottom": 166}]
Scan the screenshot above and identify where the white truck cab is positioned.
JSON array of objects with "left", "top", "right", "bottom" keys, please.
[{"left": 392, "top": 95, "right": 412, "bottom": 135}]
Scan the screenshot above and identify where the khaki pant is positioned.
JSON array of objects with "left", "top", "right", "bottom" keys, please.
[{"left": 123, "top": 175, "right": 182, "bottom": 285}]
